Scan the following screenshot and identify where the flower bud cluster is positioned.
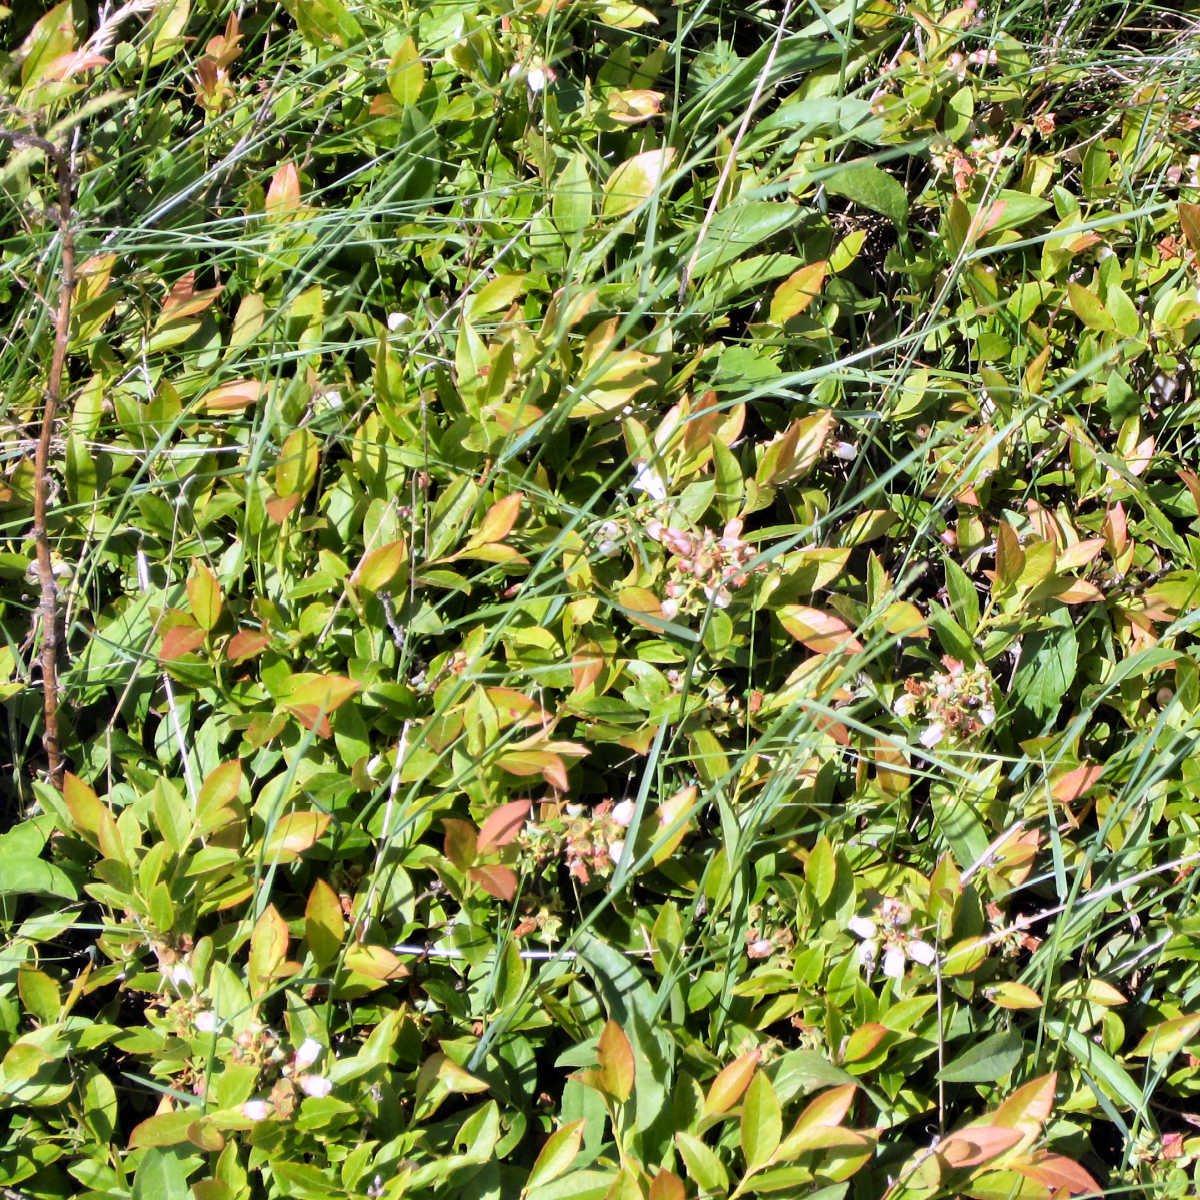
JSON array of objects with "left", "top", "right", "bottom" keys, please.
[
  {"left": 518, "top": 798, "right": 635, "bottom": 884},
  {"left": 893, "top": 655, "right": 995, "bottom": 748},
  {"left": 848, "top": 897, "right": 936, "bottom": 982},
  {"left": 646, "top": 516, "right": 760, "bottom": 617},
  {"left": 929, "top": 134, "right": 1012, "bottom": 198}
]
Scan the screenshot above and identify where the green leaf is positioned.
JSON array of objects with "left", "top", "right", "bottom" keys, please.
[
  {"left": 268, "top": 1160, "right": 342, "bottom": 1199},
  {"left": 602, "top": 148, "right": 676, "bottom": 219},
  {"left": 132, "top": 1147, "right": 189, "bottom": 1200},
  {"left": 553, "top": 152, "right": 594, "bottom": 240},
  {"left": 524, "top": 1171, "right": 619, "bottom": 1200},
  {"left": 741, "top": 1069, "right": 782, "bottom": 1171},
  {"left": 524, "top": 1119, "right": 586, "bottom": 1192},
  {"left": 1046, "top": 1020, "right": 1151, "bottom": 1117},
  {"left": 937, "top": 1029, "right": 1023, "bottom": 1083},
  {"left": 675, "top": 1131, "right": 729, "bottom": 1194},
  {"left": 1012, "top": 617, "right": 1077, "bottom": 721},
  {"left": 823, "top": 163, "right": 908, "bottom": 226},
  {"left": 388, "top": 37, "right": 424, "bottom": 106},
  {"left": 688, "top": 201, "right": 803, "bottom": 277},
  {"left": 1067, "top": 282, "right": 1116, "bottom": 332},
  {"left": 806, "top": 835, "right": 836, "bottom": 905},
  {"left": 0, "top": 854, "right": 77, "bottom": 901},
  {"left": 974, "top": 190, "right": 1053, "bottom": 235}
]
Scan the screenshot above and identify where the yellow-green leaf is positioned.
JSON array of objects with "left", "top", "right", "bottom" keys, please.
[{"left": 602, "top": 148, "right": 675, "bottom": 219}]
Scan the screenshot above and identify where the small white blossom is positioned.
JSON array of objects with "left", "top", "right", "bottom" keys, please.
[
  {"left": 608, "top": 839, "right": 625, "bottom": 866},
  {"left": 882, "top": 945, "right": 907, "bottom": 979},
  {"left": 893, "top": 693, "right": 914, "bottom": 719},
  {"left": 847, "top": 915, "right": 877, "bottom": 940},
  {"left": 978, "top": 704, "right": 996, "bottom": 727},
  {"left": 747, "top": 938, "right": 773, "bottom": 958},
  {"left": 832, "top": 441, "right": 858, "bottom": 461},
  {"left": 294, "top": 1038, "right": 322, "bottom": 1071},
  {"left": 907, "top": 940, "right": 937, "bottom": 966},
  {"left": 300, "top": 1074, "right": 333, "bottom": 1098},
  {"left": 167, "top": 963, "right": 193, "bottom": 988},
  {"left": 509, "top": 59, "right": 556, "bottom": 94},
  {"left": 631, "top": 461, "right": 668, "bottom": 502},
  {"left": 919, "top": 722, "right": 945, "bottom": 748},
  {"left": 611, "top": 799, "right": 636, "bottom": 827},
  {"left": 660, "top": 598, "right": 679, "bottom": 620},
  {"left": 386, "top": 312, "right": 408, "bottom": 332},
  {"left": 242, "top": 1100, "right": 270, "bottom": 1121},
  {"left": 193, "top": 1011, "right": 219, "bottom": 1034}
]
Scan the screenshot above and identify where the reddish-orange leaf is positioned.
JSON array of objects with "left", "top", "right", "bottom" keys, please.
[
  {"left": 263, "top": 811, "right": 330, "bottom": 861},
  {"left": 571, "top": 641, "right": 606, "bottom": 693},
  {"left": 442, "top": 818, "right": 478, "bottom": 870},
  {"left": 265, "top": 161, "right": 301, "bottom": 217},
  {"left": 1053, "top": 577, "right": 1104, "bottom": 603},
  {"left": 160, "top": 625, "right": 206, "bottom": 660},
  {"left": 469, "top": 492, "right": 523, "bottom": 546},
  {"left": 225, "top": 630, "right": 269, "bottom": 663},
  {"left": 777, "top": 605, "right": 863, "bottom": 654},
  {"left": 989, "top": 1072, "right": 1057, "bottom": 1140},
  {"left": 1056, "top": 537, "right": 1105, "bottom": 572},
  {"left": 353, "top": 540, "right": 408, "bottom": 592},
  {"left": 469, "top": 863, "right": 518, "bottom": 901},
  {"left": 283, "top": 704, "right": 331, "bottom": 737},
  {"left": 1016, "top": 1151, "right": 1101, "bottom": 1195},
  {"left": 498, "top": 749, "right": 569, "bottom": 792},
  {"left": 843, "top": 1023, "right": 889, "bottom": 1062},
  {"left": 598, "top": 1019, "right": 635, "bottom": 1102},
  {"left": 477, "top": 800, "right": 531, "bottom": 855},
  {"left": 793, "top": 1083, "right": 858, "bottom": 1130},
  {"left": 265, "top": 493, "right": 301, "bottom": 524},
  {"left": 159, "top": 271, "right": 223, "bottom": 325},
  {"left": 769, "top": 260, "right": 829, "bottom": 325},
  {"left": 200, "top": 379, "right": 262, "bottom": 412},
  {"left": 703, "top": 1048, "right": 761, "bottom": 1117},
  {"left": 648, "top": 1169, "right": 686, "bottom": 1200},
  {"left": 486, "top": 688, "right": 549, "bottom": 727},
  {"left": 937, "top": 1126, "right": 1022, "bottom": 1169},
  {"left": 1050, "top": 763, "right": 1104, "bottom": 804}
]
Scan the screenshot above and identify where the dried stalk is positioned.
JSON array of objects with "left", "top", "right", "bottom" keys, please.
[{"left": 1, "top": 127, "right": 75, "bottom": 790}]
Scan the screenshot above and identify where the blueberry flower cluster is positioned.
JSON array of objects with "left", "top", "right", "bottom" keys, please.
[
  {"left": 894, "top": 655, "right": 995, "bottom": 748},
  {"left": 848, "top": 898, "right": 937, "bottom": 982},
  {"left": 646, "top": 516, "right": 760, "bottom": 616},
  {"left": 518, "top": 798, "right": 636, "bottom": 885}
]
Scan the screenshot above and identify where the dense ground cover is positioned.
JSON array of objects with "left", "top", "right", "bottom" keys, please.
[{"left": 4, "top": 0, "right": 1200, "bottom": 1195}]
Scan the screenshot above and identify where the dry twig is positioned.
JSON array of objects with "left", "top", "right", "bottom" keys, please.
[{"left": 0, "top": 126, "right": 76, "bottom": 790}]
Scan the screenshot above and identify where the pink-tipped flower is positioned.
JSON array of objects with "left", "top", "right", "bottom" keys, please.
[
  {"left": 300, "top": 1074, "right": 333, "bottom": 1099},
  {"left": 294, "top": 1038, "right": 322, "bottom": 1071},
  {"left": 242, "top": 1100, "right": 270, "bottom": 1121},
  {"left": 194, "top": 1011, "right": 220, "bottom": 1034},
  {"left": 611, "top": 799, "right": 636, "bottom": 827}
]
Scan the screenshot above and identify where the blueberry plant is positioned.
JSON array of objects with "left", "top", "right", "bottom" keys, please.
[{"left": 3, "top": 1, "right": 1200, "bottom": 1197}]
